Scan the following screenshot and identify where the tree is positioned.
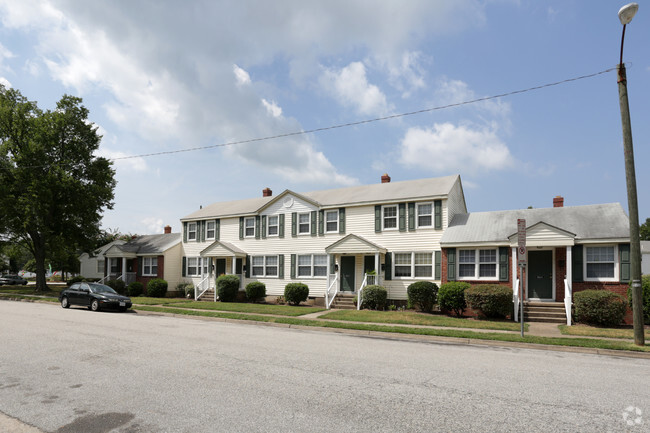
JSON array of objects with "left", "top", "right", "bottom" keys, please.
[
  {"left": 0, "top": 86, "right": 115, "bottom": 291},
  {"left": 640, "top": 218, "right": 650, "bottom": 241}
]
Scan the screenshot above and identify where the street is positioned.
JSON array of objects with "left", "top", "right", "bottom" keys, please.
[{"left": 0, "top": 301, "right": 648, "bottom": 432}]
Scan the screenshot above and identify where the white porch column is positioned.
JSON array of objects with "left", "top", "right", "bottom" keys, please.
[
  {"left": 231, "top": 257, "right": 236, "bottom": 275},
  {"left": 565, "top": 246, "right": 572, "bottom": 285},
  {"left": 375, "top": 253, "right": 379, "bottom": 285},
  {"left": 121, "top": 257, "right": 127, "bottom": 281}
]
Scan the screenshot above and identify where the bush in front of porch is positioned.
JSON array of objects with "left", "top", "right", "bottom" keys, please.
[
  {"left": 246, "top": 282, "right": 266, "bottom": 303},
  {"left": 464, "top": 284, "right": 512, "bottom": 319},
  {"left": 407, "top": 281, "right": 438, "bottom": 312},
  {"left": 573, "top": 289, "right": 627, "bottom": 327},
  {"left": 361, "top": 285, "right": 387, "bottom": 310},
  {"left": 438, "top": 282, "right": 470, "bottom": 317},
  {"left": 217, "top": 275, "right": 240, "bottom": 302},
  {"left": 284, "top": 283, "right": 309, "bottom": 306}
]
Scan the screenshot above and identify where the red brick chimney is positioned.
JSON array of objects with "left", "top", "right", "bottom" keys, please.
[
  {"left": 164, "top": 225, "right": 172, "bottom": 234},
  {"left": 381, "top": 173, "right": 391, "bottom": 183},
  {"left": 553, "top": 196, "right": 564, "bottom": 208},
  {"left": 263, "top": 187, "right": 272, "bottom": 197}
]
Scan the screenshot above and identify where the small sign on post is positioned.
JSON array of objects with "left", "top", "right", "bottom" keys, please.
[{"left": 517, "top": 219, "right": 526, "bottom": 337}]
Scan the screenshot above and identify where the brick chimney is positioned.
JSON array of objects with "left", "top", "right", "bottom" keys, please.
[
  {"left": 263, "top": 187, "right": 272, "bottom": 197},
  {"left": 381, "top": 173, "right": 391, "bottom": 183},
  {"left": 164, "top": 225, "right": 172, "bottom": 234},
  {"left": 553, "top": 196, "right": 564, "bottom": 208}
]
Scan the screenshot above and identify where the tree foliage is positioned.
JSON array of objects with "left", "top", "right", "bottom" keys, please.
[
  {"left": 0, "top": 86, "right": 115, "bottom": 291},
  {"left": 640, "top": 218, "right": 650, "bottom": 241}
]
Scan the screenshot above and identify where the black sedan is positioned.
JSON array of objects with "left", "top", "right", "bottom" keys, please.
[
  {"left": 59, "top": 282, "right": 132, "bottom": 312},
  {"left": 0, "top": 274, "right": 28, "bottom": 285}
]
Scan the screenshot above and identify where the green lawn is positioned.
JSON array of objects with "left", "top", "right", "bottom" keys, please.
[
  {"left": 130, "top": 297, "right": 193, "bottom": 305},
  {"left": 558, "top": 324, "right": 649, "bottom": 340},
  {"left": 0, "top": 293, "right": 59, "bottom": 302},
  {"left": 319, "top": 309, "right": 528, "bottom": 331},
  {"left": 0, "top": 286, "right": 63, "bottom": 295},
  {"left": 148, "top": 300, "right": 325, "bottom": 317}
]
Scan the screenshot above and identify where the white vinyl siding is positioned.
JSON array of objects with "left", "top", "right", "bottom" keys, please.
[{"left": 585, "top": 245, "right": 617, "bottom": 281}]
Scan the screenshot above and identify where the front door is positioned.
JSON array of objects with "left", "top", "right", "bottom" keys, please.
[
  {"left": 340, "top": 256, "right": 355, "bottom": 292},
  {"left": 216, "top": 259, "right": 226, "bottom": 276},
  {"left": 528, "top": 250, "right": 553, "bottom": 299}
]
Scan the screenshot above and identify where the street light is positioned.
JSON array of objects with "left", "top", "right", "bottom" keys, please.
[{"left": 616, "top": 2, "right": 644, "bottom": 346}]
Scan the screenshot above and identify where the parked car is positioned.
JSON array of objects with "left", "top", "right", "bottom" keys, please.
[
  {"left": 0, "top": 274, "right": 28, "bottom": 285},
  {"left": 59, "top": 282, "right": 132, "bottom": 312}
]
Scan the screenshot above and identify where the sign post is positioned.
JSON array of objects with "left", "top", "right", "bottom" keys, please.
[{"left": 517, "top": 219, "right": 526, "bottom": 338}]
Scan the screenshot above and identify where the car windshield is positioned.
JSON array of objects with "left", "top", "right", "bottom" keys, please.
[{"left": 88, "top": 283, "right": 118, "bottom": 294}]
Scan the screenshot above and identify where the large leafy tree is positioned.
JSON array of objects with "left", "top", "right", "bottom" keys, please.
[
  {"left": 640, "top": 218, "right": 650, "bottom": 241},
  {"left": 0, "top": 86, "right": 115, "bottom": 291}
]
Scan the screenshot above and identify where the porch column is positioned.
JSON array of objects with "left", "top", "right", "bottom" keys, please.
[
  {"left": 231, "top": 256, "right": 236, "bottom": 275},
  {"left": 375, "top": 253, "right": 379, "bottom": 285},
  {"left": 565, "top": 246, "right": 572, "bottom": 292},
  {"left": 121, "top": 257, "right": 127, "bottom": 282}
]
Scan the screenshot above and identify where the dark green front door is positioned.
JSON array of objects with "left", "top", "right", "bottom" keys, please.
[
  {"left": 341, "top": 256, "right": 355, "bottom": 292},
  {"left": 528, "top": 250, "right": 553, "bottom": 299},
  {"left": 216, "top": 258, "right": 226, "bottom": 276}
]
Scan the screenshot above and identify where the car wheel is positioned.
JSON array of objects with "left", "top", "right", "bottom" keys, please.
[
  {"left": 90, "top": 299, "right": 100, "bottom": 312},
  {"left": 61, "top": 297, "right": 70, "bottom": 309}
]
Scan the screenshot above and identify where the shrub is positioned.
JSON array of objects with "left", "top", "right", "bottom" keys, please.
[
  {"left": 407, "top": 281, "right": 438, "bottom": 312},
  {"left": 284, "top": 283, "right": 309, "bottom": 306},
  {"left": 627, "top": 275, "right": 650, "bottom": 325},
  {"left": 147, "top": 278, "right": 168, "bottom": 298},
  {"left": 438, "top": 282, "right": 470, "bottom": 317},
  {"left": 573, "top": 289, "right": 627, "bottom": 327},
  {"left": 217, "top": 275, "right": 240, "bottom": 302},
  {"left": 105, "top": 278, "right": 127, "bottom": 295},
  {"left": 127, "top": 281, "right": 144, "bottom": 297},
  {"left": 361, "top": 285, "right": 387, "bottom": 310},
  {"left": 67, "top": 276, "right": 85, "bottom": 287},
  {"left": 176, "top": 283, "right": 194, "bottom": 298},
  {"left": 245, "top": 281, "right": 266, "bottom": 303},
  {"left": 465, "top": 284, "right": 513, "bottom": 318},
  {"left": 275, "top": 295, "right": 286, "bottom": 305}
]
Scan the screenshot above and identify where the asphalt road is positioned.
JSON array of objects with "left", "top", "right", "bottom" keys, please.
[{"left": 0, "top": 301, "right": 648, "bottom": 433}]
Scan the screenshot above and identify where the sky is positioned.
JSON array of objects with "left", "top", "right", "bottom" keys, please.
[{"left": 0, "top": 0, "right": 648, "bottom": 235}]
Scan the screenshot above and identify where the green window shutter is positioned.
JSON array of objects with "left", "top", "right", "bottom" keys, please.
[
  {"left": 245, "top": 255, "right": 250, "bottom": 278},
  {"left": 375, "top": 205, "right": 381, "bottom": 232},
  {"left": 339, "top": 208, "right": 345, "bottom": 234},
  {"left": 136, "top": 258, "right": 142, "bottom": 277},
  {"left": 215, "top": 219, "right": 220, "bottom": 241},
  {"left": 279, "top": 214, "right": 285, "bottom": 238},
  {"left": 384, "top": 252, "right": 392, "bottom": 280},
  {"left": 311, "top": 211, "right": 317, "bottom": 236},
  {"left": 434, "top": 200, "right": 442, "bottom": 229},
  {"left": 434, "top": 251, "right": 441, "bottom": 280},
  {"left": 290, "top": 254, "right": 296, "bottom": 279},
  {"left": 399, "top": 203, "right": 406, "bottom": 232},
  {"left": 291, "top": 212, "right": 297, "bottom": 237},
  {"left": 619, "top": 244, "right": 630, "bottom": 282},
  {"left": 447, "top": 248, "right": 456, "bottom": 281},
  {"left": 408, "top": 202, "right": 415, "bottom": 231},
  {"left": 329, "top": 256, "right": 335, "bottom": 274},
  {"left": 182, "top": 257, "right": 186, "bottom": 277},
  {"left": 239, "top": 217, "right": 244, "bottom": 240},
  {"left": 261, "top": 216, "right": 267, "bottom": 239},
  {"left": 199, "top": 221, "right": 205, "bottom": 242},
  {"left": 278, "top": 254, "right": 285, "bottom": 279},
  {"left": 255, "top": 216, "right": 260, "bottom": 239},
  {"left": 183, "top": 222, "right": 188, "bottom": 243},
  {"left": 572, "top": 245, "right": 583, "bottom": 282},
  {"left": 318, "top": 210, "right": 324, "bottom": 235},
  {"left": 499, "top": 247, "right": 509, "bottom": 281}
]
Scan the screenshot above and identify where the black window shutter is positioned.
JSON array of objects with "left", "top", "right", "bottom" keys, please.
[
  {"left": 245, "top": 255, "right": 250, "bottom": 278},
  {"left": 499, "top": 247, "right": 509, "bottom": 281},
  {"left": 261, "top": 215, "right": 267, "bottom": 239},
  {"left": 408, "top": 202, "right": 415, "bottom": 231},
  {"left": 239, "top": 217, "right": 244, "bottom": 239},
  {"left": 318, "top": 210, "right": 324, "bottom": 235},
  {"left": 384, "top": 252, "right": 392, "bottom": 280},
  {"left": 375, "top": 205, "right": 381, "bottom": 232},
  {"left": 339, "top": 208, "right": 345, "bottom": 234},
  {"left": 434, "top": 251, "right": 441, "bottom": 280},
  {"left": 447, "top": 248, "right": 456, "bottom": 281},
  {"left": 291, "top": 212, "right": 297, "bottom": 237},
  {"left": 310, "top": 211, "right": 317, "bottom": 236},
  {"left": 182, "top": 257, "right": 186, "bottom": 277},
  {"left": 183, "top": 222, "right": 188, "bottom": 243},
  {"left": 279, "top": 214, "right": 285, "bottom": 238},
  {"left": 255, "top": 216, "right": 260, "bottom": 239},
  {"left": 215, "top": 219, "right": 220, "bottom": 241},
  {"left": 278, "top": 255, "right": 285, "bottom": 279},
  {"left": 136, "top": 257, "right": 142, "bottom": 277},
  {"left": 290, "top": 254, "right": 296, "bottom": 279},
  {"left": 619, "top": 244, "right": 630, "bottom": 282},
  {"left": 399, "top": 203, "right": 406, "bottom": 232},
  {"left": 434, "top": 200, "right": 442, "bottom": 229},
  {"left": 572, "top": 245, "right": 583, "bottom": 282}
]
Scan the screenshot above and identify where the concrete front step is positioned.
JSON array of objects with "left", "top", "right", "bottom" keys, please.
[
  {"left": 523, "top": 302, "right": 567, "bottom": 323},
  {"left": 331, "top": 294, "right": 356, "bottom": 310},
  {"left": 197, "top": 290, "right": 216, "bottom": 301}
]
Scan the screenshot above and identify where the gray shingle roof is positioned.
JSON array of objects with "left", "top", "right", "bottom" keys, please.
[
  {"left": 113, "top": 233, "right": 181, "bottom": 255},
  {"left": 182, "top": 175, "right": 460, "bottom": 220},
  {"left": 441, "top": 203, "right": 629, "bottom": 244}
]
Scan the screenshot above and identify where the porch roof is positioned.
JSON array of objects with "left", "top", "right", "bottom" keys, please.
[
  {"left": 325, "top": 234, "right": 387, "bottom": 255},
  {"left": 200, "top": 240, "right": 247, "bottom": 257}
]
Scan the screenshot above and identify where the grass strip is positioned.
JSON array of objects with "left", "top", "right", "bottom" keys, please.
[
  {"left": 160, "top": 301, "right": 325, "bottom": 316},
  {"left": 0, "top": 287, "right": 63, "bottom": 295},
  {"left": 320, "top": 309, "right": 528, "bottom": 331},
  {"left": 134, "top": 306, "right": 649, "bottom": 352},
  {"left": 131, "top": 297, "right": 194, "bottom": 305},
  {"left": 0, "top": 294, "right": 58, "bottom": 302},
  {"left": 558, "top": 324, "right": 641, "bottom": 340}
]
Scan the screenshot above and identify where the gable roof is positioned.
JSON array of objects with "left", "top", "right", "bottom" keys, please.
[
  {"left": 105, "top": 233, "right": 181, "bottom": 256},
  {"left": 81, "top": 239, "right": 126, "bottom": 258},
  {"left": 441, "top": 203, "right": 629, "bottom": 245},
  {"left": 182, "top": 175, "right": 461, "bottom": 220}
]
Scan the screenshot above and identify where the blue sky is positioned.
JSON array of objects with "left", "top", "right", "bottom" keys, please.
[{"left": 1, "top": 0, "right": 648, "bottom": 235}]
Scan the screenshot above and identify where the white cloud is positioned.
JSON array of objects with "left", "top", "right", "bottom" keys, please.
[
  {"left": 233, "top": 64, "right": 251, "bottom": 86},
  {"left": 320, "top": 61, "right": 392, "bottom": 116},
  {"left": 261, "top": 99, "right": 282, "bottom": 118},
  {"left": 399, "top": 122, "right": 514, "bottom": 172},
  {"left": 0, "top": 77, "right": 11, "bottom": 88},
  {"left": 141, "top": 217, "right": 164, "bottom": 235},
  {"left": 95, "top": 148, "right": 148, "bottom": 172},
  {"left": 435, "top": 77, "right": 511, "bottom": 119},
  {"left": 373, "top": 51, "right": 427, "bottom": 98}
]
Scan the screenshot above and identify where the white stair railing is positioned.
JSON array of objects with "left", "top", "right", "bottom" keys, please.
[
  {"left": 513, "top": 279, "right": 520, "bottom": 322},
  {"left": 195, "top": 274, "right": 211, "bottom": 301},
  {"left": 564, "top": 279, "right": 572, "bottom": 326},
  {"left": 325, "top": 273, "right": 339, "bottom": 309}
]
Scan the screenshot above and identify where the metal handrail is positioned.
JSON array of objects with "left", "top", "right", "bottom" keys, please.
[
  {"left": 325, "top": 273, "right": 339, "bottom": 309},
  {"left": 513, "top": 279, "right": 520, "bottom": 322},
  {"left": 564, "top": 279, "right": 572, "bottom": 326}
]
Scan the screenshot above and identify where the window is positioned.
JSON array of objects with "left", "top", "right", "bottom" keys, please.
[
  {"left": 110, "top": 258, "right": 119, "bottom": 273},
  {"left": 142, "top": 257, "right": 158, "bottom": 276},
  {"left": 393, "top": 252, "right": 434, "bottom": 278},
  {"left": 297, "top": 254, "right": 327, "bottom": 277},
  {"left": 458, "top": 249, "right": 498, "bottom": 280},
  {"left": 585, "top": 246, "right": 616, "bottom": 281},
  {"left": 206, "top": 221, "right": 216, "bottom": 240},
  {"left": 268, "top": 215, "right": 279, "bottom": 236},
  {"left": 479, "top": 250, "right": 496, "bottom": 278},
  {"left": 394, "top": 253, "right": 412, "bottom": 277},
  {"left": 458, "top": 250, "right": 475, "bottom": 278},
  {"left": 417, "top": 203, "right": 433, "bottom": 228},
  {"left": 187, "top": 257, "right": 199, "bottom": 276},
  {"left": 245, "top": 217, "right": 255, "bottom": 237},
  {"left": 414, "top": 253, "right": 432, "bottom": 277},
  {"left": 325, "top": 210, "right": 338, "bottom": 233},
  {"left": 97, "top": 260, "right": 104, "bottom": 274},
  {"left": 383, "top": 205, "right": 397, "bottom": 230},
  {"left": 188, "top": 222, "right": 197, "bottom": 241},
  {"left": 298, "top": 213, "right": 310, "bottom": 234},
  {"left": 252, "top": 255, "right": 279, "bottom": 277}
]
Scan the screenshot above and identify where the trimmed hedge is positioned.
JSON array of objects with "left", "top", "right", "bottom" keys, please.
[
  {"left": 127, "top": 281, "right": 144, "bottom": 297},
  {"left": 105, "top": 279, "right": 127, "bottom": 295},
  {"left": 465, "top": 284, "right": 513, "bottom": 318},
  {"left": 217, "top": 275, "right": 240, "bottom": 302},
  {"left": 284, "top": 283, "right": 309, "bottom": 306},
  {"left": 627, "top": 275, "right": 650, "bottom": 325},
  {"left": 361, "top": 285, "right": 387, "bottom": 310},
  {"left": 438, "top": 282, "right": 470, "bottom": 317},
  {"left": 407, "top": 281, "right": 438, "bottom": 312},
  {"left": 246, "top": 281, "right": 266, "bottom": 303},
  {"left": 574, "top": 289, "right": 627, "bottom": 327},
  {"left": 147, "top": 278, "right": 168, "bottom": 298}
]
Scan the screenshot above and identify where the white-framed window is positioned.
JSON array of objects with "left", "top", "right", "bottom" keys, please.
[
  {"left": 110, "top": 258, "right": 119, "bottom": 273},
  {"left": 458, "top": 249, "right": 498, "bottom": 280},
  {"left": 297, "top": 254, "right": 328, "bottom": 277},
  {"left": 245, "top": 217, "right": 255, "bottom": 237},
  {"left": 267, "top": 215, "right": 279, "bottom": 237},
  {"left": 416, "top": 203, "right": 433, "bottom": 228},
  {"left": 188, "top": 222, "right": 197, "bottom": 241},
  {"left": 142, "top": 257, "right": 158, "bottom": 276},
  {"left": 206, "top": 221, "right": 216, "bottom": 240},
  {"left": 383, "top": 205, "right": 398, "bottom": 230},
  {"left": 393, "top": 252, "right": 433, "bottom": 278},
  {"left": 414, "top": 252, "right": 433, "bottom": 277},
  {"left": 585, "top": 245, "right": 617, "bottom": 281},
  {"left": 298, "top": 213, "right": 310, "bottom": 234},
  {"left": 325, "top": 210, "right": 338, "bottom": 233},
  {"left": 97, "top": 260, "right": 104, "bottom": 274},
  {"left": 202, "top": 257, "right": 209, "bottom": 275},
  {"left": 252, "top": 255, "right": 279, "bottom": 277},
  {"left": 187, "top": 257, "right": 199, "bottom": 276}
]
